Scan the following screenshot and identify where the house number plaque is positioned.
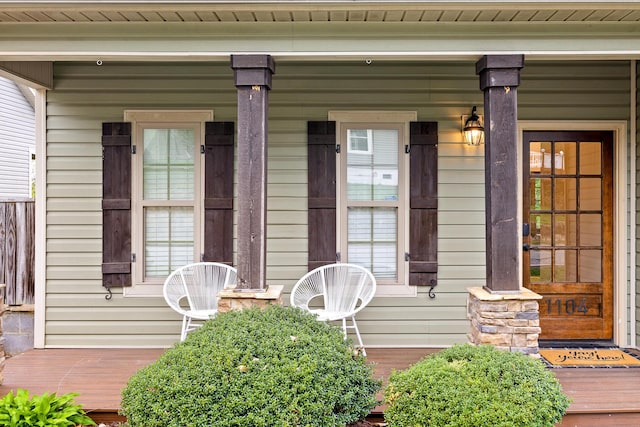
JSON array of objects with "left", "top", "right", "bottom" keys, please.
[{"left": 544, "top": 295, "right": 601, "bottom": 317}]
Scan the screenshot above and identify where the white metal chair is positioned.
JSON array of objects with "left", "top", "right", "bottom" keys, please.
[
  {"left": 290, "top": 263, "right": 376, "bottom": 356},
  {"left": 163, "top": 262, "right": 237, "bottom": 341}
]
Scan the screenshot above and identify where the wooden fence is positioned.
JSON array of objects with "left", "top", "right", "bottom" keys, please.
[{"left": 0, "top": 200, "right": 35, "bottom": 305}]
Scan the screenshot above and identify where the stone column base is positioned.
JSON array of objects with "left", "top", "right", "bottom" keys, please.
[
  {"left": 217, "top": 285, "right": 284, "bottom": 313},
  {"left": 467, "top": 287, "right": 542, "bottom": 355}
]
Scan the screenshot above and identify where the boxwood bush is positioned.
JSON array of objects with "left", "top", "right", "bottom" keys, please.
[
  {"left": 121, "top": 305, "right": 380, "bottom": 427},
  {"left": 384, "top": 344, "right": 570, "bottom": 427}
]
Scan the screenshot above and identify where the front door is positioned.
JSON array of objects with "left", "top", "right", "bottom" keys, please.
[{"left": 523, "top": 131, "right": 613, "bottom": 340}]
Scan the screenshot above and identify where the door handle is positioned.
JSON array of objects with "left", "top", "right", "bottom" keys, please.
[{"left": 523, "top": 223, "right": 531, "bottom": 251}]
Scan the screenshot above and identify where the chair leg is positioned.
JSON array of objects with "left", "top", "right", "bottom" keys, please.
[
  {"left": 180, "top": 316, "right": 189, "bottom": 341},
  {"left": 339, "top": 316, "right": 366, "bottom": 356},
  {"left": 341, "top": 318, "right": 348, "bottom": 339},
  {"left": 351, "top": 316, "right": 366, "bottom": 357}
]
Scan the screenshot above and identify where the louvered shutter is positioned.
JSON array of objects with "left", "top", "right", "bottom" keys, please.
[{"left": 102, "top": 122, "right": 132, "bottom": 288}]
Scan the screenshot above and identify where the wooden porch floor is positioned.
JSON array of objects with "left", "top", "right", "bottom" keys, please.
[{"left": 1, "top": 347, "right": 640, "bottom": 426}]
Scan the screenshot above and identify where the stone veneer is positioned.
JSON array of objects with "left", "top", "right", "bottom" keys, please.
[
  {"left": 217, "top": 285, "right": 284, "bottom": 313},
  {"left": 467, "top": 286, "right": 542, "bottom": 355}
]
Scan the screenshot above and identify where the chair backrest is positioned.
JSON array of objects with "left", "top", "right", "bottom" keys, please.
[
  {"left": 291, "top": 263, "right": 376, "bottom": 315},
  {"left": 163, "top": 262, "right": 237, "bottom": 315}
]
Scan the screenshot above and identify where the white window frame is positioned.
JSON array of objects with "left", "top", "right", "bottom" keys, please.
[
  {"left": 329, "top": 111, "right": 417, "bottom": 297},
  {"left": 124, "top": 110, "right": 213, "bottom": 297}
]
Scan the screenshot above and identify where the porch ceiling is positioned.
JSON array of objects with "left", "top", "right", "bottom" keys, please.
[
  {"left": 1, "top": 1, "right": 640, "bottom": 23},
  {"left": 2, "top": 1, "right": 640, "bottom": 63}
]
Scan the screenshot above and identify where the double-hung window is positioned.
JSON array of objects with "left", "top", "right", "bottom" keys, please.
[
  {"left": 331, "top": 111, "right": 416, "bottom": 296},
  {"left": 125, "top": 110, "right": 212, "bottom": 296}
]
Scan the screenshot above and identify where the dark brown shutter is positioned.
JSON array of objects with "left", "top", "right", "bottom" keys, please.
[
  {"left": 102, "top": 122, "right": 132, "bottom": 288},
  {"left": 307, "top": 121, "right": 336, "bottom": 270},
  {"left": 203, "top": 122, "right": 234, "bottom": 265},
  {"left": 409, "top": 121, "right": 438, "bottom": 288}
]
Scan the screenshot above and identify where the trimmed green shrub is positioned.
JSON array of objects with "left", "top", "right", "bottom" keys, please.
[
  {"left": 121, "top": 305, "right": 381, "bottom": 427},
  {"left": 384, "top": 344, "right": 570, "bottom": 427},
  {"left": 0, "top": 389, "right": 96, "bottom": 427}
]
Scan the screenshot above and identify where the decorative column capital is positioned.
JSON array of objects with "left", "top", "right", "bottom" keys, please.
[
  {"left": 476, "top": 55, "right": 524, "bottom": 90},
  {"left": 231, "top": 54, "right": 276, "bottom": 89}
]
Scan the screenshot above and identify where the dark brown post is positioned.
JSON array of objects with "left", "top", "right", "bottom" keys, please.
[
  {"left": 231, "top": 55, "right": 275, "bottom": 291},
  {"left": 476, "top": 55, "right": 524, "bottom": 293}
]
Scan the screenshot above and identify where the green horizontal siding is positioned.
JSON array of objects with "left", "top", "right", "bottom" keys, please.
[{"left": 45, "top": 59, "right": 631, "bottom": 347}]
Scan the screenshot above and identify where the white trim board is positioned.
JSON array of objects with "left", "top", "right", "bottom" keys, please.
[{"left": 33, "top": 88, "right": 46, "bottom": 348}]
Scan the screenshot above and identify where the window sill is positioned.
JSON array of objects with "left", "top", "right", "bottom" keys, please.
[
  {"left": 375, "top": 284, "right": 417, "bottom": 297},
  {"left": 123, "top": 284, "right": 163, "bottom": 298}
]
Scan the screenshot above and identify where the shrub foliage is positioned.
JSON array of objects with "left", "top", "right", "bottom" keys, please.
[
  {"left": 0, "top": 389, "right": 96, "bottom": 427},
  {"left": 121, "top": 305, "right": 380, "bottom": 427},
  {"left": 384, "top": 344, "right": 570, "bottom": 427}
]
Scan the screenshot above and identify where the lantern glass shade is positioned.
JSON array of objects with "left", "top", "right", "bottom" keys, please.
[{"left": 463, "top": 106, "right": 484, "bottom": 146}]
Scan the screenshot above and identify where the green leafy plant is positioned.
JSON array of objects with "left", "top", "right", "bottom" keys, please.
[
  {"left": 384, "top": 344, "right": 571, "bottom": 427},
  {"left": 0, "top": 388, "right": 96, "bottom": 427},
  {"left": 121, "top": 304, "right": 381, "bottom": 427}
]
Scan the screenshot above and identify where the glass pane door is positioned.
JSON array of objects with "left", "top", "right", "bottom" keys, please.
[{"left": 524, "top": 131, "right": 613, "bottom": 341}]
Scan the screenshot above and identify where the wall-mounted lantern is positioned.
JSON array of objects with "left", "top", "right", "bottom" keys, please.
[{"left": 462, "top": 106, "right": 484, "bottom": 146}]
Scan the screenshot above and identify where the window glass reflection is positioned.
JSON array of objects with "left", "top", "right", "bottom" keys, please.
[
  {"left": 579, "top": 178, "right": 601, "bottom": 211},
  {"left": 580, "top": 142, "right": 601, "bottom": 175},
  {"left": 554, "top": 214, "right": 576, "bottom": 246},
  {"left": 555, "top": 141, "right": 576, "bottom": 175},
  {"left": 530, "top": 249, "right": 552, "bottom": 283},
  {"left": 579, "top": 250, "right": 602, "bottom": 282},
  {"left": 530, "top": 178, "right": 551, "bottom": 211},
  {"left": 554, "top": 249, "right": 577, "bottom": 282}
]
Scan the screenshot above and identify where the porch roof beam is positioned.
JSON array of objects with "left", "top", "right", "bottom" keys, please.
[{"left": 2, "top": 21, "right": 640, "bottom": 61}]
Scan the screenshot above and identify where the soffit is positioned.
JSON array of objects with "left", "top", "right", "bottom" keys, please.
[{"left": 1, "top": 1, "right": 640, "bottom": 23}]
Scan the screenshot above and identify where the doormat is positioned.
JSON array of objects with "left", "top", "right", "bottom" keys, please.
[{"left": 539, "top": 348, "right": 640, "bottom": 368}]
